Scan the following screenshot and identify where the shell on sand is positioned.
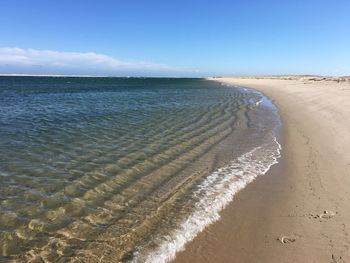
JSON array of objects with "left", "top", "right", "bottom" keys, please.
[{"left": 279, "top": 236, "right": 296, "bottom": 244}]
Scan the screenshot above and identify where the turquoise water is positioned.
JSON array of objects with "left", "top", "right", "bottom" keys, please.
[{"left": 0, "top": 77, "right": 281, "bottom": 262}]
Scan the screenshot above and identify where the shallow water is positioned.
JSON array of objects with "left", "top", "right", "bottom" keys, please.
[{"left": 0, "top": 77, "right": 280, "bottom": 262}]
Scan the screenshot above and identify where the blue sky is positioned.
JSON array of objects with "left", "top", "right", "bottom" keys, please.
[{"left": 0, "top": 0, "right": 349, "bottom": 76}]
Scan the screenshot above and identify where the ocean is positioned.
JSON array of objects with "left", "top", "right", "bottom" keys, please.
[{"left": 0, "top": 77, "right": 281, "bottom": 262}]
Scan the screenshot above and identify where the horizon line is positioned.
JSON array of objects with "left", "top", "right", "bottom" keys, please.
[{"left": 1, "top": 73, "right": 349, "bottom": 78}]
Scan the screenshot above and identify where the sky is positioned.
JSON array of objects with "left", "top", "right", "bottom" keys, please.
[{"left": 0, "top": 0, "right": 349, "bottom": 77}]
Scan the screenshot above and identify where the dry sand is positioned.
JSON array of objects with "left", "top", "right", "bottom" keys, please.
[{"left": 173, "top": 77, "right": 350, "bottom": 263}]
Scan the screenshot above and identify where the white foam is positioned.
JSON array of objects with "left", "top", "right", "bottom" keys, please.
[{"left": 132, "top": 136, "right": 281, "bottom": 263}]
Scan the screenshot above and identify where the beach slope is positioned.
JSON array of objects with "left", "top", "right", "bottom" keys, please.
[{"left": 174, "top": 76, "right": 350, "bottom": 263}]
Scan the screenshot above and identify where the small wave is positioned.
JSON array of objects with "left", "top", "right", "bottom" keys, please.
[{"left": 132, "top": 136, "right": 281, "bottom": 263}]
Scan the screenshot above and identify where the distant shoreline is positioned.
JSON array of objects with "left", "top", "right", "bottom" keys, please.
[{"left": 209, "top": 75, "right": 350, "bottom": 83}]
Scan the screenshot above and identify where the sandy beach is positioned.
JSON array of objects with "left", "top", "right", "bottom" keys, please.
[{"left": 173, "top": 76, "right": 350, "bottom": 263}]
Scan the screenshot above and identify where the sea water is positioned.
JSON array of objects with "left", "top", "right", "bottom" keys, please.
[{"left": 0, "top": 77, "right": 281, "bottom": 262}]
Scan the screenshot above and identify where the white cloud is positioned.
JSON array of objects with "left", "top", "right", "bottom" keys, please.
[{"left": 0, "top": 47, "right": 192, "bottom": 76}]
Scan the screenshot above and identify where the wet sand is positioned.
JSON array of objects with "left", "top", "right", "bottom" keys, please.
[{"left": 173, "top": 77, "right": 350, "bottom": 262}]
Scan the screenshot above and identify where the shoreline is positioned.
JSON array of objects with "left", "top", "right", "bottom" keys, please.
[
  {"left": 132, "top": 85, "right": 282, "bottom": 263},
  {"left": 173, "top": 77, "right": 350, "bottom": 262}
]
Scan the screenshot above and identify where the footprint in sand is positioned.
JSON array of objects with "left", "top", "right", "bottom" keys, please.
[
  {"left": 309, "top": 210, "right": 336, "bottom": 220},
  {"left": 331, "top": 254, "right": 346, "bottom": 263}
]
